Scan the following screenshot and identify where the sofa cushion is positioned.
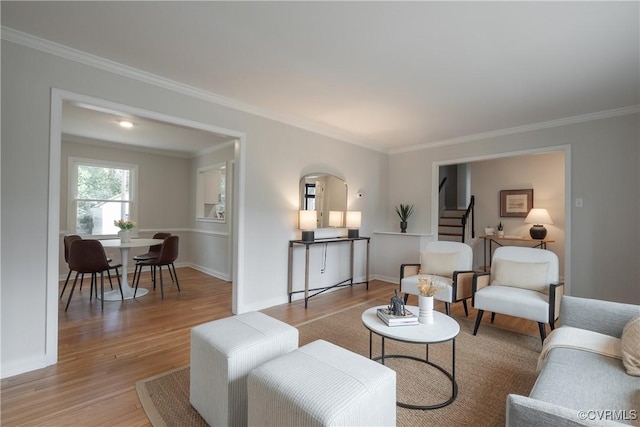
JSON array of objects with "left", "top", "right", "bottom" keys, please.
[
  {"left": 420, "top": 251, "right": 458, "bottom": 277},
  {"left": 621, "top": 316, "right": 640, "bottom": 376},
  {"left": 531, "top": 348, "right": 638, "bottom": 425},
  {"left": 474, "top": 285, "right": 550, "bottom": 323},
  {"left": 491, "top": 259, "right": 550, "bottom": 293}
]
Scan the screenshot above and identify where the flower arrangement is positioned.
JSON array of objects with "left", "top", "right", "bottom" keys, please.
[
  {"left": 416, "top": 274, "right": 444, "bottom": 297},
  {"left": 114, "top": 219, "right": 135, "bottom": 230}
]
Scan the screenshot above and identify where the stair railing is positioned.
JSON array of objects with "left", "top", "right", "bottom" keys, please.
[{"left": 460, "top": 195, "right": 475, "bottom": 243}]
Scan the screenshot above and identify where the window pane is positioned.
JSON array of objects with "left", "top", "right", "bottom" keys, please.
[
  {"left": 77, "top": 165, "right": 130, "bottom": 200},
  {"left": 76, "top": 200, "right": 130, "bottom": 235}
]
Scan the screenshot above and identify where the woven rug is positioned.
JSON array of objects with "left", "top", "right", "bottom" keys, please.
[{"left": 136, "top": 300, "right": 541, "bottom": 426}]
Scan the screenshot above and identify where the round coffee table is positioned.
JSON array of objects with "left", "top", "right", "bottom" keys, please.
[{"left": 361, "top": 305, "right": 460, "bottom": 410}]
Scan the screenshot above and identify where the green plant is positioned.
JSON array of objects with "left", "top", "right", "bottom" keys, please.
[
  {"left": 395, "top": 204, "right": 414, "bottom": 222},
  {"left": 497, "top": 221, "right": 503, "bottom": 231},
  {"left": 114, "top": 219, "right": 136, "bottom": 230}
]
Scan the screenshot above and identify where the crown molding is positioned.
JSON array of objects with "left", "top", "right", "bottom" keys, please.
[
  {"left": 4, "top": 26, "right": 636, "bottom": 156},
  {"left": 390, "top": 105, "right": 640, "bottom": 155},
  {"left": 1, "top": 26, "right": 384, "bottom": 153},
  {"left": 61, "top": 133, "right": 194, "bottom": 159}
]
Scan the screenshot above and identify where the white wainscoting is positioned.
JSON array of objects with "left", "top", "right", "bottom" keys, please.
[
  {"left": 372, "top": 232, "right": 436, "bottom": 284},
  {"left": 189, "top": 229, "right": 231, "bottom": 281}
]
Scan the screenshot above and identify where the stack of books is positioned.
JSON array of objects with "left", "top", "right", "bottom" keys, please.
[{"left": 376, "top": 307, "right": 418, "bottom": 326}]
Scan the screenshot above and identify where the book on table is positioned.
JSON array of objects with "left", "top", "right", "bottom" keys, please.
[{"left": 376, "top": 307, "right": 418, "bottom": 326}]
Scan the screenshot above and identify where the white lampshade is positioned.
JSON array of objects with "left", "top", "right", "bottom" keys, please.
[
  {"left": 524, "top": 208, "right": 553, "bottom": 225},
  {"left": 346, "top": 211, "right": 361, "bottom": 228},
  {"left": 329, "top": 211, "right": 343, "bottom": 227},
  {"left": 299, "top": 210, "right": 317, "bottom": 230}
]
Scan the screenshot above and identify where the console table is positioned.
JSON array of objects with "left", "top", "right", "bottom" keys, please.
[
  {"left": 480, "top": 235, "right": 555, "bottom": 270},
  {"left": 288, "top": 237, "right": 370, "bottom": 308}
]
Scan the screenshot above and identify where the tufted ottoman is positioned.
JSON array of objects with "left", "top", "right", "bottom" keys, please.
[
  {"left": 190, "top": 312, "right": 298, "bottom": 427},
  {"left": 247, "top": 339, "right": 396, "bottom": 426}
]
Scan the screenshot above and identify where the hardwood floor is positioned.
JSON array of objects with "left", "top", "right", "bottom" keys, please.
[{"left": 1, "top": 268, "right": 543, "bottom": 426}]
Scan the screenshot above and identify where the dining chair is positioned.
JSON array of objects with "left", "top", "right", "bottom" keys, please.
[
  {"left": 60, "top": 235, "right": 83, "bottom": 300},
  {"left": 65, "top": 239, "right": 123, "bottom": 311},
  {"left": 60, "top": 235, "right": 119, "bottom": 299},
  {"left": 134, "top": 236, "right": 180, "bottom": 299},
  {"left": 132, "top": 232, "right": 171, "bottom": 286}
]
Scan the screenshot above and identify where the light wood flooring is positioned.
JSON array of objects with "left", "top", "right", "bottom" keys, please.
[{"left": 1, "top": 267, "right": 544, "bottom": 426}]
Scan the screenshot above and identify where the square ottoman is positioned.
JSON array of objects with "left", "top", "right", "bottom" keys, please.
[
  {"left": 247, "top": 339, "right": 396, "bottom": 427},
  {"left": 190, "top": 311, "right": 298, "bottom": 427}
]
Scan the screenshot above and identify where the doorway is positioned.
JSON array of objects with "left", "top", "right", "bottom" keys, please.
[{"left": 47, "top": 88, "right": 245, "bottom": 366}]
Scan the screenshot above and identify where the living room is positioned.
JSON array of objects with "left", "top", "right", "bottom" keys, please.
[{"left": 2, "top": 2, "right": 639, "bottom": 425}]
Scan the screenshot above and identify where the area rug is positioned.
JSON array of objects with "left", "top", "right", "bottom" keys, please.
[{"left": 136, "top": 300, "right": 541, "bottom": 426}]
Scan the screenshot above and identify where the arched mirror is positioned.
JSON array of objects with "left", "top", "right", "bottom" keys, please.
[{"left": 299, "top": 173, "right": 347, "bottom": 228}]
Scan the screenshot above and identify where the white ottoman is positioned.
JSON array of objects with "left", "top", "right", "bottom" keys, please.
[
  {"left": 247, "top": 339, "right": 396, "bottom": 427},
  {"left": 190, "top": 312, "right": 298, "bottom": 427}
]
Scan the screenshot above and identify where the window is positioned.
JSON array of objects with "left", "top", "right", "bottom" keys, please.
[
  {"left": 68, "top": 157, "right": 137, "bottom": 235},
  {"left": 304, "top": 183, "right": 316, "bottom": 210}
]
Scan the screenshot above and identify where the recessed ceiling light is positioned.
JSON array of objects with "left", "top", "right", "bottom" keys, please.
[{"left": 118, "top": 120, "right": 134, "bottom": 129}]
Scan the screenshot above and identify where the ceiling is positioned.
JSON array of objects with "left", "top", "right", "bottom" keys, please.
[{"left": 2, "top": 1, "right": 639, "bottom": 153}]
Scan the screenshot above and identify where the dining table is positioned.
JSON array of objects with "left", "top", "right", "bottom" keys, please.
[{"left": 98, "top": 238, "right": 164, "bottom": 301}]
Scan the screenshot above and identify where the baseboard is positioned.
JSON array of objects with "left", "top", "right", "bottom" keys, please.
[
  {"left": 1, "top": 354, "right": 52, "bottom": 379},
  {"left": 372, "top": 274, "right": 399, "bottom": 285},
  {"left": 186, "top": 263, "right": 230, "bottom": 282}
]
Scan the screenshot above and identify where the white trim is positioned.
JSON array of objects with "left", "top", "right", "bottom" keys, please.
[
  {"left": 196, "top": 140, "right": 236, "bottom": 157},
  {"left": 62, "top": 133, "right": 195, "bottom": 159},
  {"left": 430, "top": 144, "right": 572, "bottom": 295},
  {"left": 186, "top": 263, "right": 231, "bottom": 282},
  {"left": 392, "top": 106, "right": 639, "bottom": 154},
  {"left": 2, "top": 27, "right": 378, "bottom": 153}
]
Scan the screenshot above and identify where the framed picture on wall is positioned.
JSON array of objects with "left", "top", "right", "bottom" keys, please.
[{"left": 500, "top": 189, "right": 533, "bottom": 217}]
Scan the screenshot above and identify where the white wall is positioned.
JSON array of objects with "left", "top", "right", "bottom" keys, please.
[
  {"left": 389, "top": 113, "right": 639, "bottom": 305},
  {"left": 1, "top": 40, "right": 388, "bottom": 377},
  {"left": 191, "top": 143, "right": 235, "bottom": 280},
  {"left": 469, "top": 151, "right": 565, "bottom": 276}
]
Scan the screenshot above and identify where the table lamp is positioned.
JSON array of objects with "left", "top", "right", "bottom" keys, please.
[
  {"left": 524, "top": 208, "right": 553, "bottom": 239},
  {"left": 299, "top": 210, "right": 317, "bottom": 242},
  {"left": 329, "top": 211, "right": 344, "bottom": 228},
  {"left": 346, "top": 211, "right": 361, "bottom": 238}
]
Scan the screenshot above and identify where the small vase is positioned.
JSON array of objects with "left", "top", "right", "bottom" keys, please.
[
  {"left": 400, "top": 221, "right": 408, "bottom": 233},
  {"left": 497, "top": 230, "right": 504, "bottom": 237},
  {"left": 418, "top": 295, "right": 434, "bottom": 324},
  {"left": 118, "top": 229, "right": 131, "bottom": 243}
]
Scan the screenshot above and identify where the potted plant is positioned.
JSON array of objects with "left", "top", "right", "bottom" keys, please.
[
  {"left": 395, "top": 204, "right": 414, "bottom": 233},
  {"left": 497, "top": 221, "right": 504, "bottom": 237}
]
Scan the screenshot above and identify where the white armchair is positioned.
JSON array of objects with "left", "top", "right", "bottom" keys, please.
[
  {"left": 400, "top": 241, "right": 474, "bottom": 316},
  {"left": 472, "top": 246, "right": 563, "bottom": 342}
]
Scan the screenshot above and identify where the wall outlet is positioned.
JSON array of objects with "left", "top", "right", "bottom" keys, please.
[{"left": 575, "top": 198, "right": 583, "bottom": 208}]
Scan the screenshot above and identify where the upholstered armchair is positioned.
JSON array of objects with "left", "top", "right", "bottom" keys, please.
[
  {"left": 472, "top": 246, "right": 563, "bottom": 342},
  {"left": 400, "top": 241, "right": 474, "bottom": 316}
]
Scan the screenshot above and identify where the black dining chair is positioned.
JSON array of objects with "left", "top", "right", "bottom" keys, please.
[
  {"left": 65, "top": 240, "right": 123, "bottom": 311},
  {"left": 134, "top": 236, "right": 180, "bottom": 299},
  {"left": 132, "top": 232, "right": 171, "bottom": 286},
  {"left": 60, "top": 235, "right": 119, "bottom": 299}
]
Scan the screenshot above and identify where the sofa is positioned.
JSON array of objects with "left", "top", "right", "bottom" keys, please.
[{"left": 506, "top": 295, "right": 640, "bottom": 426}]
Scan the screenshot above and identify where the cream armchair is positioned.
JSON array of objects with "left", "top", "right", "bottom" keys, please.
[
  {"left": 400, "top": 241, "right": 474, "bottom": 316},
  {"left": 472, "top": 246, "right": 563, "bottom": 342}
]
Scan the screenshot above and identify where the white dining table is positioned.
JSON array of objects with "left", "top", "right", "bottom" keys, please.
[{"left": 98, "top": 238, "right": 164, "bottom": 301}]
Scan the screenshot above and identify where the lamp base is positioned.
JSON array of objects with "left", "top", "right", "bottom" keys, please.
[
  {"left": 348, "top": 229, "right": 359, "bottom": 238},
  {"left": 301, "top": 230, "right": 315, "bottom": 242},
  {"left": 529, "top": 225, "right": 547, "bottom": 240}
]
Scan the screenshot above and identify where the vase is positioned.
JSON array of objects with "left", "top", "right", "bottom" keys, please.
[
  {"left": 418, "top": 295, "right": 434, "bottom": 324},
  {"left": 400, "top": 221, "right": 408, "bottom": 233},
  {"left": 118, "top": 229, "right": 131, "bottom": 243}
]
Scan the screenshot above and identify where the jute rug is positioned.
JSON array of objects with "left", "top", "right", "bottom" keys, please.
[{"left": 136, "top": 300, "right": 541, "bottom": 426}]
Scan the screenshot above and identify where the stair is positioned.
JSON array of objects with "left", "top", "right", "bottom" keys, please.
[{"left": 438, "top": 209, "right": 466, "bottom": 242}]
